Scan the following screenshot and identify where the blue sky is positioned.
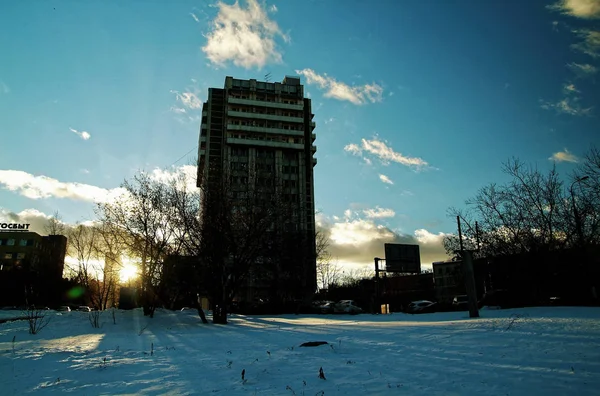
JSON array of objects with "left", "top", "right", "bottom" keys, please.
[{"left": 1, "top": 0, "right": 599, "bottom": 269}]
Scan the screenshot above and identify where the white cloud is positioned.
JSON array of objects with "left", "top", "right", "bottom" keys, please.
[
  {"left": 572, "top": 29, "right": 600, "bottom": 58},
  {"left": 549, "top": 148, "right": 579, "bottom": 163},
  {"left": 379, "top": 174, "right": 394, "bottom": 185},
  {"left": 269, "top": 4, "right": 278, "bottom": 12},
  {"left": 80, "top": 169, "right": 90, "bottom": 174},
  {"left": 149, "top": 165, "right": 198, "bottom": 192},
  {"left": 295, "top": 69, "right": 384, "bottom": 105},
  {"left": 170, "top": 106, "right": 187, "bottom": 114},
  {"left": 362, "top": 207, "right": 396, "bottom": 219},
  {"left": 0, "top": 81, "right": 9, "bottom": 94},
  {"left": 0, "top": 170, "right": 126, "bottom": 203},
  {"left": 549, "top": 0, "right": 600, "bottom": 19},
  {"left": 0, "top": 208, "right": 54, "bottom": 235},
  {"left": 190, "top": 12, "right": 200, "bottom": 23},
  {"left": 69, "top": 127, "right": 91, "bottom": 141},
  {"left": 540, "top": 97, "right": 593, "bottom": 116},
  {"left": 318, "top": 212, "right": 449, "bottom": 266},
  {"left": 563, "top": 83, "right": 580, "bottom": 94},
  {"left": 344, "top": 143, "right": 362, "bottom": 156},
  {"left": 0, "top": 165, "right": 197, "bottom": 205},
  {"left": 345, "top": 138, "right": 429, "bottom": 169},
  {"left": 202, "top": 0, "right": 288, "bottom": 69},
  {"left": 171, "top": 91, "right": 202, "bottom": 110},
  {"left": 567, "top": 62, "right": 598, "bottom": 77}
]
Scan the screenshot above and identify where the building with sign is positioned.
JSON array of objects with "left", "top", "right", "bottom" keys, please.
[{"left": 0, "top": 229, "right": 67, "bottom": 279}]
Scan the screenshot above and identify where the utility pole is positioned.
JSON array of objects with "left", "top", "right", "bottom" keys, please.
[
  {"left": 374, "top": 257, "right": 381, "bottom": 314},
  {"left": 457, "top": 216, "right": 479, "bottom": 318}
]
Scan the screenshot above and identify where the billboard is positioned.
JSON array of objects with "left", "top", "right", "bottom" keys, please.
[{"left": 384, "top": 243, "right": 421, "bottom": 273}]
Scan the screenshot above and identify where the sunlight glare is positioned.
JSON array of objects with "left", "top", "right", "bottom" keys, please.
[{"left": 120, "top": 263, "right": 139, "bottom": 283}]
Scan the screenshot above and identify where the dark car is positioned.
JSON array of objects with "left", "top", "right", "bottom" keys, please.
[{"left": 452, "top": 295, "right": 469, "bottom": 310}]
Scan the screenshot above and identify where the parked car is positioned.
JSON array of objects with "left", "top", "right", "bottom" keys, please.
[
  {"left": 56, "top": 306, "right": 71, "bottom": 312},
  {"left": 333, "top": 300, "right": 363, "bottom": 314},
  {"left": 407, "top": 300, "right": 437, "bottom": 314},
  {"left": 452, "top": 295, "right": 469, "bottom": 310},
  {"left": 77, "top": 306, "right": 92, "bottom": 312},
  {"left": 318, "top": 301, "right": 335, "bottom": 314}
]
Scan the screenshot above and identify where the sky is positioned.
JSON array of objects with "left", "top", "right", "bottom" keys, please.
[{"left": 1, "top": 0, "right": 599, "bottom": 270}]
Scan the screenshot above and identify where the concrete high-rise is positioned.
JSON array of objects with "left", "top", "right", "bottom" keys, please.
[{"left": 197, "top": 75, "right": 317, "bottom": 302}]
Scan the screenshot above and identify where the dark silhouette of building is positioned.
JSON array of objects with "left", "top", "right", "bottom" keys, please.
[
  {"left": 197, "top": 76, "right": 318, "bottom": 302},
  {"left": 0, "top": 226, "right": 68, "bottom": 306}
]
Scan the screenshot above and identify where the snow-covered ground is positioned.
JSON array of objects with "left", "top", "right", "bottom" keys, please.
[{"left": 1, "top": 307, "right": 600, "bottom": 395}]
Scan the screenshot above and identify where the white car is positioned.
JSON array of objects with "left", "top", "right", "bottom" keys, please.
[
  {"left": 333, "top": 300, "right": 363, "bottom": 314},
  {"left": 407, "top": 300, "right": 436, "bottom": 313}
]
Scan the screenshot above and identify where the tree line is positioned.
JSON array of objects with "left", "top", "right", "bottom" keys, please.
[{"left": 443, "top": 146, "right": 600, "bottom": 258}]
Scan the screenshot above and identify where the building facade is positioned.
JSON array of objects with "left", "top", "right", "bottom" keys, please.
[
  {"left": 197, "top": 75, "right": 317, "bottom": 301},
  {"left": 0, "top": 229, "right": 67, "bottom": 279}
]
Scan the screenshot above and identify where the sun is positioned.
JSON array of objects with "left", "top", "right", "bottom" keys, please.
[{"left": 119, "top": 263, "right": 139, "bottom": 283}]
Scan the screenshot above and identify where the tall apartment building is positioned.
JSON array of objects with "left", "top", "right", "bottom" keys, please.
[{"left": 197, "top": 75, "right": 317, "bottom": 301}]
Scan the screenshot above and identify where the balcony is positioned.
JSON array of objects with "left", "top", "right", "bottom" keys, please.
[
  {"left": 311, "top": 146, "right": 317, "bottom": 153},
  {"left": 227, "top": 124, "right": 303, "bottom": 137},
  {"left": 226, "top": 137, "right": 304, "bottom": 150},
  {"left": 228, "top": 97, "right": 303, "bottom": 111},
  {"left": 227, "top": 111, "right": 303, "bottom": 124}
]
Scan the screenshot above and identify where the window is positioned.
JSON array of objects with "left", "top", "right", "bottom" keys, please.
[
  {"left": 17, "top": 253, "right": 25, "bottom": 259},
  {"left": 3, "top": 253, "right": 13, "bottom": 259},
  {"left": 0, "top": 239, "right": 4, "bottom": 246},
  {"left": 19, "top": 239, "right": 27, "bottom": 246},
  {"left": 7, "top": 239, "right": 15, "bottom": 246}
]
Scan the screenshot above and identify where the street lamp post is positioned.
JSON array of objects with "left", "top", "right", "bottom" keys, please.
[{"left": 570, "top": 176, "right": 589, "bottom": 246}]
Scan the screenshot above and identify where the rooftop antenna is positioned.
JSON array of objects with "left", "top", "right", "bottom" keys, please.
[{"left": 264, "top": 72, "right": 272, "bottom": 82}]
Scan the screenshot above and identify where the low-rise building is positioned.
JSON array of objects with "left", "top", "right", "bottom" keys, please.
[{"left": 0, "top": 228, "right": 67, "bottom": 279}]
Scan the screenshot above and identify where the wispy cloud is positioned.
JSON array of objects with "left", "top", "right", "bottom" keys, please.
[
  {"left": 572, "top": 29, "right": 600, "bottom": 58},
  {"left": 563, "top": 83, "right": 580, "bottom": 94},
  {"left": 548, "top": 0, "right": 600, "bottom": 19},
  {"left": 345, "top": 138, "right": 429, "bottom": 169},
  {"left": 170, "top": 106, "right": 187, "bottom": 114},
  {"left": 295, "top": 69, "right": 384, "bottom": 105},
  {"left": 69, "top": 127, "right": 91, "bottom": 140},
  {"left": 379, "top": 174, "right": 394, "bottom": 185},
  {"left": 269, "top": 4, "right": 278, "bottom": 12},
  {"left": 540, "top": 97, "right": 593, "bottom": 116},
  {"left": 549, "top": 148, "right": 579, "bottom": 162},
  {"left": 0, "top": 81, "right": 9, "bottom": 94},
  {"left": 171, "top": 91, "right": 202, "bottom": 109},
  {"left": 190, "top": 12, "right": 200, "bottom": 23},
  {"left": 363, "top": 207, "right": 396, "bottom": 219},
  {"left": 202, "top": 0, "right": 288, "bottom": 69},
  {"left": 567, "top": 62, "right": 598, "bottom": 77}
]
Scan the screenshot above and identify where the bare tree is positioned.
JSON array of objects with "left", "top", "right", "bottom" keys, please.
[
  {"left": 45, "top": 211, "right": 65, "bottom": 235},
  {"left": 66, "top": 223, "right": 122, "bottom": 310},
  {"left": 96, "top": 172, "right": 175, "bottom": 317},
  {"left": 169, "top": 161, "right": 305, "bottom": 324},
  {"left": 573, "top": 146, "right": 600, "bottom": 246},
  {"left": 443, "top": 158, "right": 570, "bottom": 258},
  {"left": 315, "top": 230, "right": 341, "bottom": 291}
]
